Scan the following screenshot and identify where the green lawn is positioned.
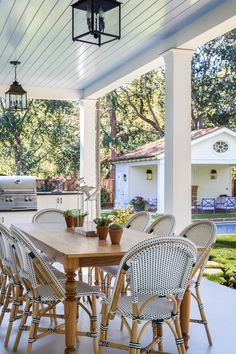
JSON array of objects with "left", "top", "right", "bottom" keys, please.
[
  {"left": 206, "top": 234, "right": 236, "bottom": 287},
  {"left": 193, "top": 213, "right": 236, "bottom": 219}
]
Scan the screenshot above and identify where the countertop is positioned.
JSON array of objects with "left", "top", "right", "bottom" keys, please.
[{"left": 37, "top": 191, "right": 82, "bottom": 195}]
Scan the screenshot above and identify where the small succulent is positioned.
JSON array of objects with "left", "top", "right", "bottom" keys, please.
[
  {"left": 109, "top": 223, "right": 123, "bottom": 230},
  {"left": 94, "top": 216, "right": 111, "bottom": 227},
  {"left": 63, "top": 209, "right": 74, "bottom": 217},
  {"left": 64, "top": 209, "right": 88, "bottom": 218}
]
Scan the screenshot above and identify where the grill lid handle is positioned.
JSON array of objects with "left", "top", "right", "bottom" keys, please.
[{"left": 14, "top": 179, "right": 23, "bottom": 184}]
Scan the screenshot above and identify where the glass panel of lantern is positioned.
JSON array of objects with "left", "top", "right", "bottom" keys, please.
[
  {"left": 72, "top": 0, "right": 121, "bottom": 46},
  {"left": 5, "top": 84, "right": 27, "bottom": 110}
]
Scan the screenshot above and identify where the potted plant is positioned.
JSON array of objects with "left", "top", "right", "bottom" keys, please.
[
  {"left": 109, "top": 223, "right": 123, "bottom": 245},
  {"left": 77, "top": 211, "right": 88, "bottom": 227},
  {"left": 130, "top": 196, "right": 146, "bottom": 212},
  {"left": 64, "top": 209, "right": 75, "bottom": 228},
  {"left": 94, "top": 216, "right": 111, "bottom": 240}
]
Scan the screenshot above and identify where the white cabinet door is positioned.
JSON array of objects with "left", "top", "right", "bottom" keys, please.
[
  {"left": 57, "top": 195, "right": 78, "bottom": 211},
  {"left": 37, "top": 195, "right": 58, "bottom": 210},
  {"left": 0, "top": 211, "right": 36, "bottom": 227}
]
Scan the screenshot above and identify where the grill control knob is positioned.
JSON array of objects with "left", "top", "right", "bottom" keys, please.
[
  {"left": 25, "top": 196, "right": 29, "bottom": 202},
  {"left": 5, "top": 197, "right": 9, "bottom": 202},
  {"left": 9, "top": 197, "right": 13, "bottom": 202}
]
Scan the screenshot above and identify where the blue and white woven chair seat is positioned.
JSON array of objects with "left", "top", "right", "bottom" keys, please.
[
  {"left": 27, "top": 280, "right": 104, "bottom": 302},
  {"left": 108, "top": 295, "right": 174, "bottom": 321}
]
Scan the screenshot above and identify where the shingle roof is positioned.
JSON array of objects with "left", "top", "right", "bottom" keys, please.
[{"left": 113, "top": 127, "right": 225, "bottom": 162}]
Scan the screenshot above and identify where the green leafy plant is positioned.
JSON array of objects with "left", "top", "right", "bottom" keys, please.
[
  {"left": 63, "top": 209, "right": 74, "bottom": 217},
  {"left": 64, "top": 209, "right": 88, "bottom": 218},
  {"left": 94, "top": 216, "right": 111, "bottom": 227},
  {"left": 109, "top": 223, "right": 123, "bottom": 230},
  {"left": 218, "top": 267, "right": 236, "bottom": 289},
  {"left": 129, "top": 196, "right": 146, "bottom": 208},
  {"left": 101, "top": 187, "right": 110, "bottom": 206}
]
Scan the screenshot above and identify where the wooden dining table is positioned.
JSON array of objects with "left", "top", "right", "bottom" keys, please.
[{"left": 13, "top": 222, "right": 204, "bottom": 354}]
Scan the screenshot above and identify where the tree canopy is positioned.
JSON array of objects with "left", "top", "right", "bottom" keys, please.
[
  {"left": 99, "top": 29, "right": 236, "bottom": 177},
  {"left": 0, "top": 99, "right": 79, "bottom": 177}
]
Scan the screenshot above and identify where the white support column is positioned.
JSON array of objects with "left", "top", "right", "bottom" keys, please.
[
  {"left": 164, "top": 48, "right": 194, "bottom": 233},
  {"left": 157, "top": 159, "right": 165, "bottom": 214},
  {"left": 80, "top": 99, "right": 99, "bottom": 219}
]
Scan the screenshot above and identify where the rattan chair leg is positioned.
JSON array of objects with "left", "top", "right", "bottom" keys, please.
[
  {"left": 193, "top": 286, "right": 212, "bottom": 346},
  {"left": 0, "top": 274, "right": 7, "bottom": 306},
  {"left": 4, "top": 284, "right": 21, "bottom": 347},
  {"left": 174, "top": 317, "right": 186, "bottom": 354},
  {"left": 152, "top": 321, "right": 163, "bottom": 352},
  {"left": 98, "top": 302, "right": 109, "bottom": 354},
  {"left": 90, "top": 295, "right": 98, "bottom": 354},
  {"left": 13, "top": 300, "right": 32, "bottom": 352},
  {"left": 129, "top": 319, "right": 139, "bottom": 354},
  {"left": 120, "top": 316, "right": 125, "bottom": 331},
  {"left": 165, "top": 319, "right": 182, "bottom": 354},
  {"left": 88, "top": 267, "right": 93, "bottom": 285},
  {"left": 26, "top": 302, "right": 40, "bottom": 354},
  {"left": 0, "top": 282, "right": 13, "bottom": 326},
  {"left": 106, "top": 274, "right": 113, "bottom": 298},
  {"left": 100, "top": 270, "right": 105, "bottom": 293}
]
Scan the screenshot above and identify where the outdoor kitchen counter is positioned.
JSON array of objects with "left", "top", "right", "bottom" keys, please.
[
  {"left": 0, "top": 193, "right": 83, "bottom": 226},
  {"left": 37, "top": 191, "right": 80, "bottom": 195}
]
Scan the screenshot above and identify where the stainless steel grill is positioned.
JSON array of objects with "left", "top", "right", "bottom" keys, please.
[{"left": 0, "top": 176, "right": 37, "bottom": 211}]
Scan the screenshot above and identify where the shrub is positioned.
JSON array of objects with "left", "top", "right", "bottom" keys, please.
[
  {"left": 101, "top": 187, "right": 110, "bottom": 206},
  {"left": 109, "top": 205, "right": 134, "bottom": 226}
]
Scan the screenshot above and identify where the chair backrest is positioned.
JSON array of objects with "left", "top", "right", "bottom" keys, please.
[
  {"left": 146, "top": 214, "right": 175, "bottom": 236},
  {"left": 201, "top": 198, "right": 215, "bottom": 209},
  {"left": 0, "top": 223, "right": 18, "bottom": 274},
  {"left": 225, "top": 197, "right": 235, "bottom": 208},
  {"left": 124, "top": 211, "right": 151, "bottom": 232},
  {"left": 179, "top": 221, "right": 216, "bottom": 275},
  {"left": 10, "top": 226, "right": 65, "bottom": 298},
  {"left": 179, "top": 221, "right": 216, "bottom": 250},
  {"left": 32, "top": 208, "right": 65, "bottom": 223},
  {"left": 109, "top": 236, "right": 196, "bottom": 309}
]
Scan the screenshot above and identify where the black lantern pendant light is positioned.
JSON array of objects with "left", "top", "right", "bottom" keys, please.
[
  {"left": 72, "top": 0, "right": 121, "bottom": 46},
  {"left": 5, "top": 61, "right": 27, "bottom": 111}
]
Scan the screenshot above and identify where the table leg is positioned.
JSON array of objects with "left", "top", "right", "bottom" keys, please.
[
  {"left": 180, "top": 286, "right": 191, "bottom": 350},
  {"left": 64, "top": 263, "right": 78, "bottom": 354}
]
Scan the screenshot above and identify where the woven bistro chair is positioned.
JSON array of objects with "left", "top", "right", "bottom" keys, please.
[
  {"left": 124, "top": 211, "right": 151, "bottom": 231},
  {"left": 10, "top": 226, "right": 104, "bottom": 354},
  {"left": 98, "top": 236, "right": 197, "bottom": 354},
  {"left": 146, "top": 214, "right": 175, "bottom": 236},
  {"left": 179, "top": 220, "right": 217, "bottom": 345},
  {"left": 0, "top": 224, "right": 29, "bottom": 347},
  {"left": 32, "top": 208, "right": 66, "bottom": 265},
  {"left": 32, "top": 208, "right": 65, "bottom": 223},
  {"left": 0, "top": 224, "right": 65, "bottom": 348},
  {"left": 101, "top": 214, "right": 174, "bottom": 297}
]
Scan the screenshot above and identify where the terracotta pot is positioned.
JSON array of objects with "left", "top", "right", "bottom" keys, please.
[
  {"left": 96, "top": 226, "right": 109, "bottom": 240},
  {"left": 65, "top": 216, "right": 74, "bottom": 228},
  {"left": 109, "top": 229, "right": 123, "bottom": 245},
  {"left": 78, "top": 216, "right": 85, "bottom": 227},
  {"left": 73, "top": 217, "right": 78, "bottom": 227}
]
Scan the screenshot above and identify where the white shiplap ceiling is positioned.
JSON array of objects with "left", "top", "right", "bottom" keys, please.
[{"left": 0, "top": 0, "right": 235, "bottom": 99}]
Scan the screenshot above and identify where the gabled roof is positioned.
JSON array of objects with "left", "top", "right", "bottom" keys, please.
[{"left": 113, "top": 126, "right": 235, "bottom": 163}]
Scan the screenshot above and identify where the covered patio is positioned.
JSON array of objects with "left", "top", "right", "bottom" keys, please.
[
  {"left": 0, "top": 0, "right": 236, "bottom": 231},
  {"left": 0, "top": 1, "right": 236, "bottom": 354}
]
